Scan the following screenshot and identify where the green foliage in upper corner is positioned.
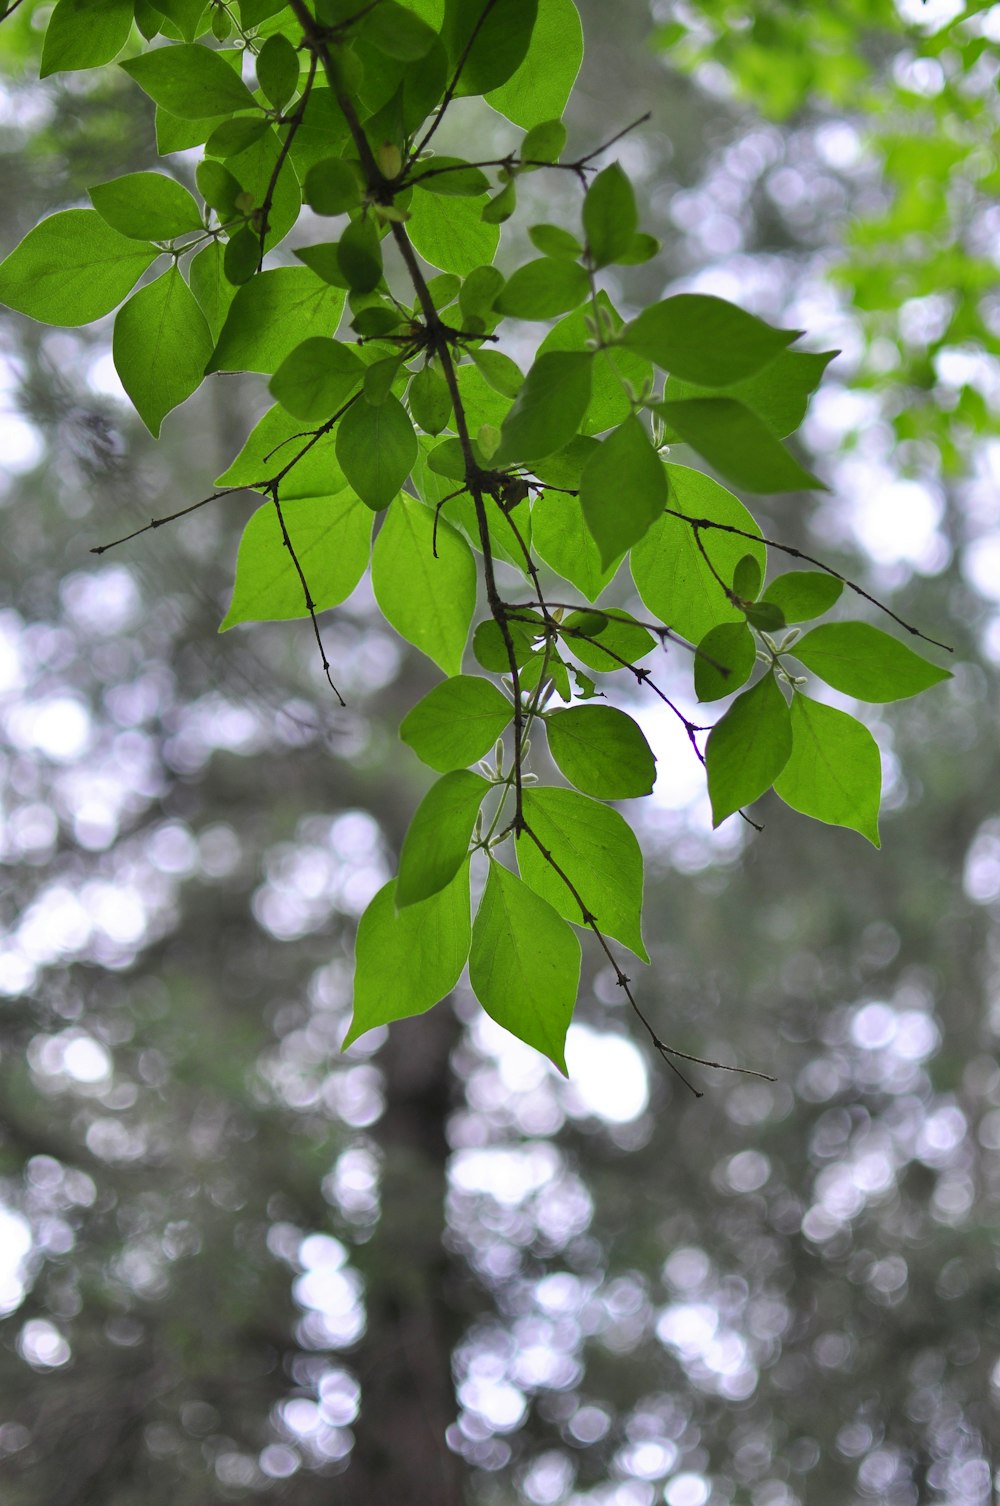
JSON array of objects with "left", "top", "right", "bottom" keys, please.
[{"left": 0, "top": 0, "right": 954, "bottom": 1077}]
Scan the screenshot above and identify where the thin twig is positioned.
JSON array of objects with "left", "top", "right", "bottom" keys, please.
[
  {"left": 256, "top": 51, "right": 317, "bottom": 270},
  {"left": 671, "top": 510, "right": 953, "bottom": 653},
  {"left": 90, "top": 490, "right": 241, "bottom": 554},
  {"left": 409, "top": 0, "right": 504, "bottom": 163},
  {"left": 270, "top": 489, "right": 345, "bottom": 705}
]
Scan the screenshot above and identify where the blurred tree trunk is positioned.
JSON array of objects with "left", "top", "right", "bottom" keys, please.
[{"left": 346, "top": 1004, "right": 465, "bottom": 1506}]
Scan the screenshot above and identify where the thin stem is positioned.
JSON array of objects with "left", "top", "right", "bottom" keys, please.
[
  {"left": 409, "top": 0, "right": 504, "bottom": 163},
  {"left": 256, "top": 51, "right": 317, "bottom": 270},
  {"left": 90, "top": 489, "right": 241, "bottom": 554},
  {"left": 270, "top": 489, "right": 346, "bottom": 705}
]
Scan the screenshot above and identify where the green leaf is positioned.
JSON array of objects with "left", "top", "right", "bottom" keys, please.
[
  {"left": 694, "top": 622, "right": 757, "bottom": 703},
  {"left": 413, "top": 156, "right": 491, "bottom": 197},
  {"left": 408, "top": 188, "right": 500, "bottom": 275},
  {"left": 518, "top": 787, "right": 649, "bottom": 960},
  {"left": 494, "top": 351, "right": 592, "bottom": 465},
  {"left": 189, "top": 241, "right": 237, "bottom": 339},
  {"left": 220, "top": 493, "right": 372, "bottom": 629},
  {"left": 336, "top": 394, "right": 416, "bottom": 511},
  {"left": 580, "top": 416, "right": 666, "bottom": 567},
  {"left": 269, "top": 338, "right": 364, "bottom": 422},
  {"left": 458, "top": 264, "right": 503, "bottom": 323},
  {"left": 656, "top": 397, "right": 822, "bottom": 493},
  {"left": 207, "top": 268, "right": 346, "bottom": 374},
  {"left": 256, "top": 33, "right": 300, "bottom": 109},
  {"left": 303, "top": 157, "right": 363, "bottom": 215},
  {"left": 362, "top": 0, "right": 438, "bottom": 59},
  {"left": 790, "top": 623, "right": 952, "bottom": 702},
  {"left": 562, "top": 613, "right": 655, "bottom": 674},
  {"left": 705, "top": 673, "right": 792, "bottom": 826},
  {"left": 205, "top": 115, "right": 269, "bottom": 159},
  {"left": 469, "top": 859, "right": 580, "bottom": 1073},
  {"left": 152, "top": 0, "right": 208, "bottom": 39},
  {"left": 485, "top": 0, "right": 582, "bottom": 128},
  {"left": 226, "top": 125, "right": 302, "bottom": 252},
  {"left": 774, "top": 694, "right": 881, "bottom": 846},
  {"left": 372, "top": 493, "right": 476, "bottom": 675},
  {"left": 40, "top": 0, "right": 134, "bottom": 77},
  {"left": 90, "top": 171, "right": 204, "bottom": 241},
  {"left": 532, "top": 490, "right": 621, "bottom": 601},
  {"left": 223, "top": 228, "right": 261, "bottom": 286},
  {"left": 622, "top": 293, "right": 798, "bottom": 385},
  {"left": 743, "top": 601, "right": 785, "bottom": 633},
  {"left": 631, "top": 464, "right": 766, "bottom": 645},
  {"left": 469, "top": 348, "right": 524, "bottom": 399},
  {"left": 480, "top": 181, "right": 518, "bottom": 224},
  {"left": 732, "top": 555, "right": 762, "bottom": 601},
  {"left": 196, "top": 158, "right": 242, "bottom": 217},
  {"left": 397, "top": 770, "right": 490, "bottom": 907},
  {"left": 401, "top": 675, "right": 513, "bottom": 773},
  {"left": 408, "top": 363, "right": 453, "bottom": 435},
  {"left": 113, "top": 267, "right": 213, "bottom": 437},
  {"left": 761, "top": 571, "right": 843, "bottom": 622},
  {"left": 443, "top": 0, "right": 538, "bottom": 97},
  {"left": 583, "top": 163, "right": 637, "bottom": 268},
  {"left": 472, "top": 615, "right": 541, "bottom": 672},
  {"left": 665, "top": 348, "right": 837, "bottom": 438},
  {"left": 121, "top": 44, "right": 259, "bottom": 118},
  {"left": 344, "top": 866, "right": 471, "bottom": 1047},
  {"left": 215, "top": 402, "right": 348, "bottom": 499},
  {"left": 338, "top": 217, "right": 383, "bottom": 294},
  {"left": 546, "top": 704, "right": 656, "bottom": 799},
  {"left": 493, "top": 257, "right": 589, "bottom": 321},
  {"left": 521, "top": 119, "right": 567, "bottom": 163},
  {"left": 0, "top": 210, "right": 159, "bottom": 327},
  {"left": 529, "top": 222, "right": 582, "bottom": 258}
]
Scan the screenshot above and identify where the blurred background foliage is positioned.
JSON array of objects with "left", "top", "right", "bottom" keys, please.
[{"left": 0, "top": 1, "right": 998, "bottom": 1503}]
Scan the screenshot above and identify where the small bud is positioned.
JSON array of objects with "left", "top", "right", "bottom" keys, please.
[{"left": 376, "top": 141, "right": 402, "bottom": 179}]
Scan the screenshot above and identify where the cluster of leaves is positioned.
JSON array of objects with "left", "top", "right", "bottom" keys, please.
[{"left": 0, "top": 0, "right": 951, "bottom": 1081}]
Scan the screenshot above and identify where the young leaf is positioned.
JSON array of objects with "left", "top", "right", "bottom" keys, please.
[
  {"left": 113, "top": 267, "right": 213, "bottom": 437},
  {"left": 469, "top": 348, "right": 524, "bottom": 399},
  {"left": 518, "top": 787, "right": 649, "bottom": 960},
  {"left": 401, "top": 676, "right": 513, "bottom": 773},
  {"left": 121, "top": 44, "right": 259, "bottom": 119},
  {"left": 469, "top": 859, "right": 580, "bottom": 1074},
  {"left": 223, "top": 229, "right": 259, "bottom": 287},
  {"left": 622, "top": 293, "right": 798, "bottom": 386},
  {"left": 494, "top": 351, "right": 592, "bottom": 465},
  {"left": 343, "top": 867, "right": 472, "bottom": 1047},
  {"left": 656, "top": 396, "right": 822, "bottom": 493},
  {"left": 790, "top": 623, "right": 952, "bottom": 702},
  {"left": 90, "top": 172, "right": 203, "bottom": 241},
  {"left": 583, "top": 162, "right": 637, "bottom": 268},
  {"left": 220, "top": 493, "right": 372, "bottom": 629},
  {"left": 0, "top": 210, "right": 159, "bottom": 326},
  {"left": 546, "top": 705, "right": 657, "bottom": 799},
  {"left": 694, "top": 622, "right": 757, "bottom": 703},
  {"left": 269, "top": 338, "right": 364, "bottom": 422},
  {"left": 362, "top": 0, "right": 438, "bottom": 60},
  {"left": 579, "top": 416, "right": 666, "bottom": 566},
  {"left": 485, "top": 0, "right": 583, "bottom": 128},
  {"left": 40, "top": 0, "right": 134, "bottom": 77},
  {"left": 255, "top": 33, "right": 300, "bottom": 110},
  {"left": 207, "top": 268, "right": 346, "bottom": 374},
  {"left": 705, "top": 673, "right": 792, "bottom": 826},
  {"left": 408, "top": 363, "right": 453, "bottom": 435},
  {"left": 493, "top": 258, "right": 589, "bottom": 320},
  {"left": 732, "top": 555, "right": 762, "bottom": 602},
  {"left": 774, "top": 694, "right": 881, "bottom": 846},
  {"left": 397, "top": 771, "right": 490, "bottom": 908},
  {"left": 529, "top": 223, "right": 583, "bottom": 258},
  {"left": 761, "top": 571, "right": 844, "bottom": 622},
  {"left": 336, "top": 394, "right": 417, "bottom": 511},
  {"left": 372, "top": 494, "right": 476, "bottom": 675},
  {"left": 304, "top": 157, "right": 363, "bottom": 215},
  {"left": 538, "top": 291, "right": 651, "bottom": 435},
  {"left": 472, "top": 616, "right": 542, "bottom": 672},
  {"left": 338, "top": 217, "right": 384, "bottom": 294}
]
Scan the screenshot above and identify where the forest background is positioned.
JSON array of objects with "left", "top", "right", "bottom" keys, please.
[{"left": 0, "top": 1, "right": 998, "bottom": 1504}]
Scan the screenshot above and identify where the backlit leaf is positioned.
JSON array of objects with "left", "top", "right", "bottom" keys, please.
[
  {"left": 546, "top": 705, "right": 656, "bottom": 798},
  {"left": 401, "top": 676, "right": 513, "bottom": 773},
  {"left": 706, "top": 673, "right": 792, "bottom": 826},
  {"left": 0, "top": 210, "right": 159, "bottom": 326},
  {"left": 790, "top": 623, "right": 952, "bottom": 702},
  {"left": 113, "top": 266, "right": 213, "bottom": 436},
  {"left": 622, "top": 293, "right": 798, "bottom": 386},
  {"left": 397, "top": 771, "right": 490, "bottom": 907},
  {"left": 336, "top": 394, "right": 416, "bottom": 511},
  {"left": 220, "top": 493, "right": 372, "bottom": 629},
  {"left": 372, "top": 494, "right": 476, "bottom": 674},
  {"left": 774, "top": 694, "right": 881, "bottom": 846}
]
